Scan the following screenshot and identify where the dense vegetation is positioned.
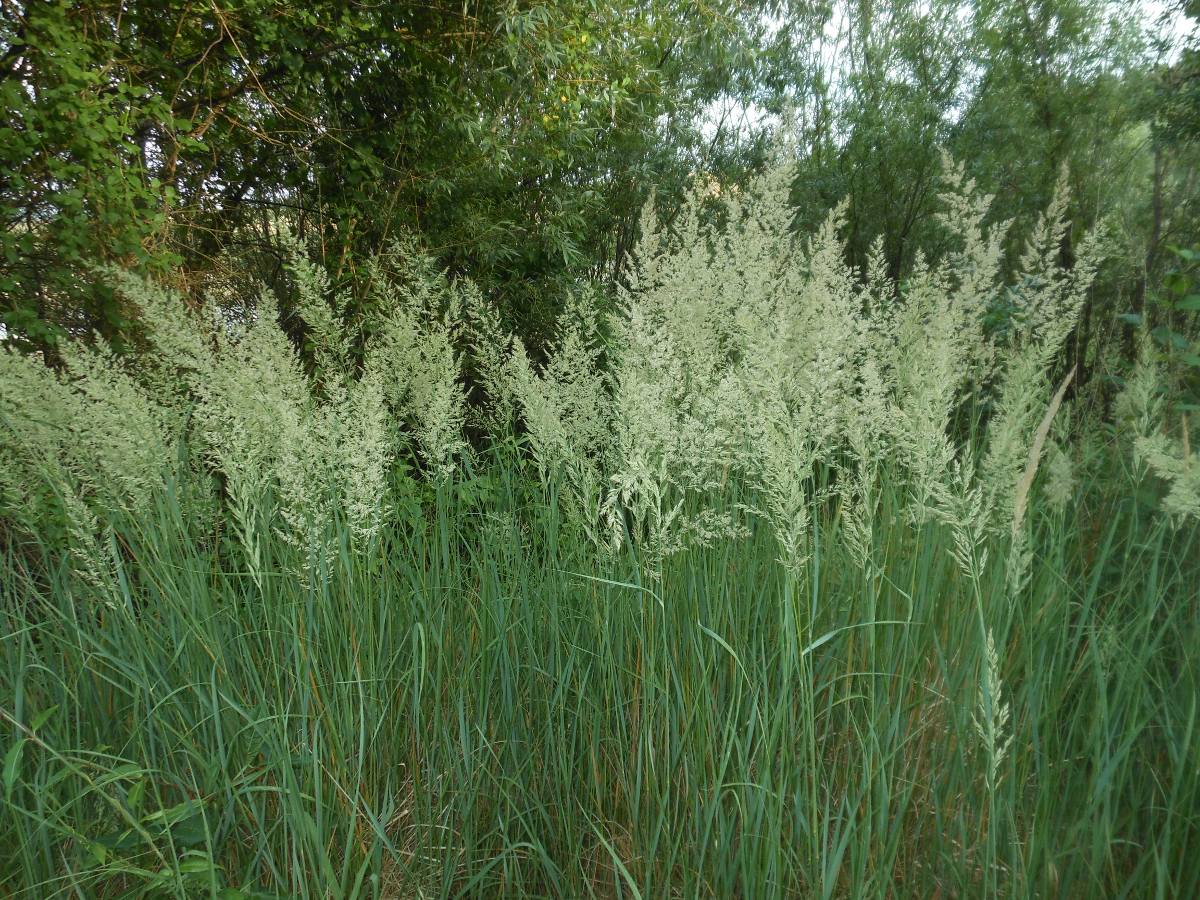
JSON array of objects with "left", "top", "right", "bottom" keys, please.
[{"left": 1, "top": 0, "right": 1198, "bottom": 897}]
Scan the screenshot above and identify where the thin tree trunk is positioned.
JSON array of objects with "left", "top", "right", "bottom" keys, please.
[{"left": 1128, "top": 145, "right": 1167, "bottom": 362}]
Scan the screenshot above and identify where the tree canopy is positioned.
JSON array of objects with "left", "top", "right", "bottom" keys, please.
[{"left": 1, "top": 0, "right": 1195, "bottom": 369}]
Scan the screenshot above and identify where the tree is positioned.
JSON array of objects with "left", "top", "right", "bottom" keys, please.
[{"left": 1, "top": 0, "right": 815, "bottom": 353}]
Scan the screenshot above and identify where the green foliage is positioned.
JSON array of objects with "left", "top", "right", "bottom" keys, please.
[
  {"left": 1, "top": 1, "right": 1199, "bottom": 895},
  {"left": 1, "top": 0, "right": 808, "bottom": 351},
  {"left": 1116, "top": 245, "right": 1200, "bottom": 520},
  {"left": 1141, "top": 245, "right": 1200, "bottom": 411},
  {"left": 1154, "top": 0, "right": 1200, "bottom": 149},
  {"left": 3, "top": 0, "right": 1194, "bottom": 371},
  {"left": 782, "top": 0, "right": 1181, "bottom": 396},
  {"left": 0, "top": 2, "right": 177, "bottom": 348},
  {"left": 3, "top": 158, "right": 1197, "bottom": 896},
  {"left": 1, "top": 434, "right": 1197, "bottom": 897},
  {"left": 1117, "top": 244, "right": 1200, "bottom": 416}
]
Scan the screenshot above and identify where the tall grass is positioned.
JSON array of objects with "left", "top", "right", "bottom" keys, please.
[
  {"left": 2, "top": 441, "right": 1197, "bottom": 897},
  {"left": 2, "top": 160, "right": 1198, "bottom": 896}
]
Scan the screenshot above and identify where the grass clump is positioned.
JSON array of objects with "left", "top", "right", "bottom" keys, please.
[{"left": 1, "top": 160, "right": 1198, "bottom": 897}]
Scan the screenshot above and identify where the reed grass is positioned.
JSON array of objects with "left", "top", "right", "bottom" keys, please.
[{"left": 2, "top": 443, "right": 1196, "bottom": 898}]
